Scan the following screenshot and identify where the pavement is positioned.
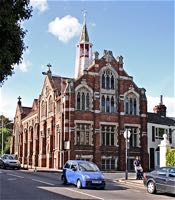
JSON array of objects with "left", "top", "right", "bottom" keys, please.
[{"left": 21, "top": 165, "right": 144, "bottom": 188}]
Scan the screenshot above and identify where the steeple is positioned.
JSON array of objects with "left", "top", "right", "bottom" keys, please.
[{"left": 74, "top": 11, "right": 93, "bottom": 79}]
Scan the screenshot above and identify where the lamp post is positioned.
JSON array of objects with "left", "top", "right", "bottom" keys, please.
[
  {"left": 1, "top": 115, "right": 4, "bottom": 155},
  {"left": 124, "top": 129, "right": 131, "bottom": 180}
]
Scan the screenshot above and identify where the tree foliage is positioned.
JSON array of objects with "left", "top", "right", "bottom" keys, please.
[
  {"left": 0, "top": 115, "right": 13, "bottom": 155},
  {"left": 166, "top": 147, "right": 175, "bottom": 166},
  {"left": 0, "top": 0, "right": 32, "bottom": 86}
]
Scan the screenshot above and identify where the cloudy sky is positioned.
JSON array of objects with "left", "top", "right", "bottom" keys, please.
[{"left": 0, "top": 0, "right": 174, "bottom": 120}]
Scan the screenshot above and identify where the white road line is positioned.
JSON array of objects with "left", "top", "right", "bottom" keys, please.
[
  {"left": 65, "top": 188, "right": 104, "bottom": 200},
  {"left": 32, "top": 179, "right": 55, "bottom": 186},
  {"left": 8, "top": 174, "right": 24, "bottom": 179}
]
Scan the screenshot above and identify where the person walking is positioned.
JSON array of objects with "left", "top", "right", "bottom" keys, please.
[{"left": 133, "top": 156, "right": 142, "bottom": 179}]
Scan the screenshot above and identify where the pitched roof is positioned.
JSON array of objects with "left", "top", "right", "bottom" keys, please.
[{"left": 148, "top": 112, "right": 175, "bottom": 126}]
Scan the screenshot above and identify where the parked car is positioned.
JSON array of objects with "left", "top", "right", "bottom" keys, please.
[
  {"left": 0, "top": 154, "right": 21, "bottom": 169},
  {"left": 143, "top": 166, "right": 175, "bottom": 194},
  {"left": 61, "top": 160, "right": 105, "bottom": 189}
]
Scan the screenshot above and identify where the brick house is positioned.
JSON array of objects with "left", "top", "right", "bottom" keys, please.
[{"left": 11, "top": 16, "right": 149, "bottom": 171}]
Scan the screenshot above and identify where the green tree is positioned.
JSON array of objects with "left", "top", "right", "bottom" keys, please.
[
  {"left": 0, "top": 0, "right": 32, "bottom": 85},
  {"left": 0, "top": 115, "right": 13, "bottom": 155}
]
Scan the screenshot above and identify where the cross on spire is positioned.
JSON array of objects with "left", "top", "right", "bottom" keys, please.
[
  {"left": 47, "top": 63, "right": 52, "bottom": 72},
  {"left": 18, "top": 96, "right": 21, "bottom": 102}
]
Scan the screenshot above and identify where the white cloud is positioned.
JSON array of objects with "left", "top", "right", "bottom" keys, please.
[
  {"left": 48, "top": 15, "right": 81, "bottom": 43},
  {"left": 30, "top": 0, "right": 48, "bottom": 13},
  {"left": 14, "top": 60, "right": 32, "bottom": 72},
  {"left": 147, "top": 96, "right": 175, "bottom": 117}
]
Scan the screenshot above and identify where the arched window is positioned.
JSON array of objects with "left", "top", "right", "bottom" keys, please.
[
  {"left": 111, "top": 96, "right": 115, "bottom": 113},
  {"left": 101, "top": 69, "right": 115, "bottom": 90},
  {"left": 76, "top": 87, "right": 91, "bottom": 111},
  {"left": 86, "top": 93, "right": 90, "bottom": 111},
  {"left": 41, "top": 101, "right": 45, "bottom": 117},
  {"left": 101, "top": 95, "right": 115, "bottom": 113},
  {"left": 82, "top": 92, "right": 85, "bottom": 110},
  {"left": 102, "top": 74, "right": 105, "bottom": 88},
  {"left": 124, "top": 93, "right": 138, "bottom": 115},
  {"left": 102, "top": 95, "right": 105, "bottom": 112},
  {"left": 77, "top": 92, "right": 80, "bottom": 110},
  {"left": 48, "top": 95, "right": 53, "bottom": 113}
]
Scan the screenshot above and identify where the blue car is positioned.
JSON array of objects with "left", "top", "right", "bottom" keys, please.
[{"left": 61, "top": 160, "right": 105, "bottom": 189}]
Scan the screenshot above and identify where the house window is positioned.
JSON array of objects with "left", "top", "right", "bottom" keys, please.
[
  {"left": 76, "top": 123, "right": 91, "bottom": 145},
  {"left": 152, "top": 126, "right": 155, "bottom": 142},
  {"left": 76, "top": 87, "right": 91, "bottom": 111},
  {"left": 124, "top": 93, "right": 138, "bottom": 115},
  {"left": 101, "top": 158, "right": 115, "bottom": 170},
  {"left": 168, "top": 129, "right": 172, "bottom": 144},
  {"left": 101, "top": 125, "right": 115, "bottom": 146},
  {"left": 155, "top": 128, "right": 165, "bottom": 140},
  {"left": 101, "top": 69, "right": 115, "bottom": 90}
]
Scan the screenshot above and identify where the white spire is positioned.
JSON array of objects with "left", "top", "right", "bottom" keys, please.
[{"left": 74, "top": 11, "right": 93, "bottom": 79}]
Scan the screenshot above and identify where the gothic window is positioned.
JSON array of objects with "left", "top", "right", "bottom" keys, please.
[
  {"left": 75, "top": 123, "right": 91, "bottom": 145},
  {"left": 76, "top": 87, "right": 91, "bottom": 111},
  {"left": 102, "top": 95, "right": 105, "bottom": 112},
  {"left": 41, "top": 101, "right": 45, "bottom": 117},
  {"left": 48, "top": 95, "right": 53, "bottom": 113},
  {"left": 111, "top": 96, "right": 115, "bottom": 113},
  {"left": 101, "top": 69, "right": 115, "bottom": 90},
  {"left": 101, "top": 125, "right": 115, "bottom": 146},
  {"left": 101, "top": 95, "right": 115, "bottom": 113},
  {"left": 86, "top": 93, "right": 90, "bottom": 111},
  {"left": 77, "top": 92, "right": 80, "bottom": 110},
  {"left": 124, "top": 93, "right": 138, "bottom": 115},
  {"left": 102, "top": 74, "right": 105, "bottom": 88},
  {"left": 126, "top": 127, "right": 139, "bottom": 148}
]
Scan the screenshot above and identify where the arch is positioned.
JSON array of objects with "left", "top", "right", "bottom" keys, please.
[{"left": 124, "top": 91, "right": 139, "bottom": 115}]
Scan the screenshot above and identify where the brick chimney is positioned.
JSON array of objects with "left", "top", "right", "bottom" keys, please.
[{"left": 153, "top": 95, "right": 167, "bottom": 117}]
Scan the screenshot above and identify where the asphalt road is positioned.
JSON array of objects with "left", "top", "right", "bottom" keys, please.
[{"left": 0, "top": 169, "right": 174, "bottom": 200}]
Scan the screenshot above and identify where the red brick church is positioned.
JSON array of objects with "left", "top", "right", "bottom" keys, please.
[{"left": 11, "top": 15, "right": 149, "bottom": 171}]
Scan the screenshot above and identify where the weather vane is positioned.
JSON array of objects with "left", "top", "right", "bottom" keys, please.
[{"left": 82, "top": 9, "right": 87, "bottom": 23}]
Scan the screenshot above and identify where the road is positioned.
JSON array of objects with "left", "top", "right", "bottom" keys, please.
[{"left": 0, "top": 169, "right": 174, "bottom": 200}]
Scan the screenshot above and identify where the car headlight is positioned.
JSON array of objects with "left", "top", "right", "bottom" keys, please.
[
  {"left": 82, "top": 175, "right": 91, "bottom": 180},
  {"left": 101, "top": 174, "right": 105, "bottom": 179}
]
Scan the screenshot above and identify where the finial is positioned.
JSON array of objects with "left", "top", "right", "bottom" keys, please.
[{"left": 82, "top": 9, "right": 87, "bottom": 24}]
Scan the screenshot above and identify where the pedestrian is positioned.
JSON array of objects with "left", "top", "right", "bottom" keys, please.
[{"left": 133, "top": 156, "right": 142, "bottom": 179}]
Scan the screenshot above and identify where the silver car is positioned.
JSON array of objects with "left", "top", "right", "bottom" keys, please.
[{"left": 0, "top": 154, "right": 21, "bottom": 169}]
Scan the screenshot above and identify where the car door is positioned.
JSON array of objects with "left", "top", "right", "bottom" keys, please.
[
  {"left": 63, "top": 161, "right": 72, "bottom": 183},
  {"left": 70, "top": 162, "right": 78, "bottom": 184},
  {"left": 155, "top": 167, "right": 168, "bottom": 192},
  {"left": 166, "top": 168, "right": 175, "bottom": 194}
]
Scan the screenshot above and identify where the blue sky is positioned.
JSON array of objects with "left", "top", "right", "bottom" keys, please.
[{"left": 0, "top": 0, "right": 174, "bottom": 119}]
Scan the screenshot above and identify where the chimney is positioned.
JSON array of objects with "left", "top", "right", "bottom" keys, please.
[{"left": 153, "top": 95, "right": 167, "bottom": 117}]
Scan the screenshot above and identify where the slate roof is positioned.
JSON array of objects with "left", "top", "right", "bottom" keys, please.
[{"left": 148, "top": 112, "right": 175, "bottom": 126}]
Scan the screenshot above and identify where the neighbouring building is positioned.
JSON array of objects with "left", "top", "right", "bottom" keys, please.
[
  {"left": 11, "top": 16, "right": 149, "bottom": 171},
  {"left": 147, "top": 95, "right": 175, "bottom": 170}
]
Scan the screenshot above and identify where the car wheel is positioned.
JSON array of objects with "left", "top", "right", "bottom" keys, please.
[
  {"left": 62, "top": 175, "right": 67, "bottom": 185},
  {"left": 76, "top": 179, "right": 82, "bottom": 189},
  {"left": 147, "top": 181, "right": 156, "bottom": 194}
]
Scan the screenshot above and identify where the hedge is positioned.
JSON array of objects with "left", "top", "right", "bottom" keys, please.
[{"left": 166, "top": 147, "right": 175, "bottom": 166}]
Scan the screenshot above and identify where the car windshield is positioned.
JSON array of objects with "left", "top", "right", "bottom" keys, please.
[
  {"left": 4, "top": 155, "right": 15, "bottom": 160},
  {"left": 78, "top": 162, "right": 100, "bottom": 172}
]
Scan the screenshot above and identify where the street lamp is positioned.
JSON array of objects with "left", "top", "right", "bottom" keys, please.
[{"left": 124, "top": 129, "right": 131, "bottom": 180}]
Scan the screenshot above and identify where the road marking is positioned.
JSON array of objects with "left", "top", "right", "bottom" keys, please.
[
  {"left": 32, "top": 179, "right": 55, "bottom": 186},
  {"left": 8, "top": 174, "right": 24, "bottom": 179},
  {"left": 65, "top": 188, "right": 104, "bottom": 200},
  {"left": 8, "top": 178, "right": 17, "bottom": 181}
]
